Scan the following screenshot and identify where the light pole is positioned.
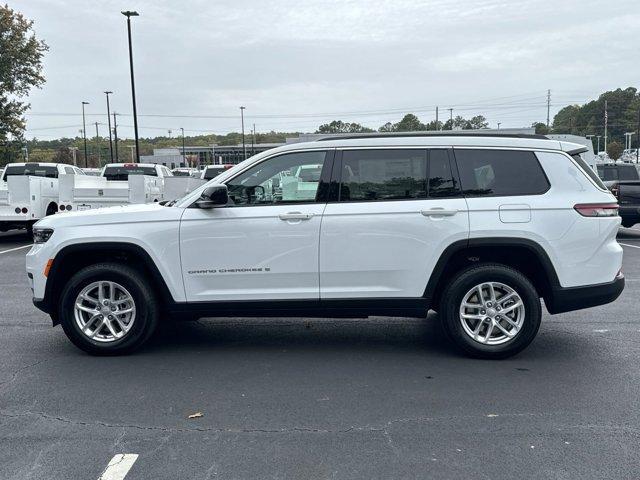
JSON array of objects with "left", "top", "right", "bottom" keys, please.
[
  {"left": 104, "top": 91, "right": 114, "bottom": 162},
  {"left": 94, "top": 122, "right": 101, "bottom": 166},
  {"left": 240, "top": 106, "right": 246, "bottom": 160},
  {"left": 596, "top": 135, "right": 601, "bottom": 154},
  {"left": 81, "top": 101, "right": 89, "bottom": 167},
  {"left": 113, "top": 112, "right": 119, "bottom": 161},
  {"left": 122, "top": 10, "right": 140, "bottom": 163},
  {"left": 497, "top": 122, "right": 501, "bottom": 130},
  {"left": 180, "top": 127, "right": 186, "bottom": 166}
]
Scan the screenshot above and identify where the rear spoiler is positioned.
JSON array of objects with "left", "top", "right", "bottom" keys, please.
[{"left": 566, "top": 146, "right": 589, "bottom": 156}]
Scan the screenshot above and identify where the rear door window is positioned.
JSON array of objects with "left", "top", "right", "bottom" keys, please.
[
  {"left": 102, "top": 166, "right": 158, "bottom": 181},
  {"left": 3, "top": 164, "right": 59, "bottom": 179},
  {"left": 428, "top": 149, "right": 459, "bottom": 198},
  {"left": 338, "top": 149, "right": 427, "bottom": 201},
  {"left": 571, "top": 154, "right": 606, "bottom": 190},
  {"left": 454, "top": 149, "right": 549, "bottom": 196}
]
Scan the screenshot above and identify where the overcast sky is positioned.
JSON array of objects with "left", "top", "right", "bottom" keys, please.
[{"left": 15, "top": 0, "right": 640, "bottom": 140}]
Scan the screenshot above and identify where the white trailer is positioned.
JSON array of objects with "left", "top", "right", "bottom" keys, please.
[{"left": 0, "top": 163, "right": 84, "bottom": 233}]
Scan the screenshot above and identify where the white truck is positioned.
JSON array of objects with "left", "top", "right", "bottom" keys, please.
[
  {"left": 58, "top": 163, "right": 172, "bottom": 212},
  {"left": 0, "top": 163, "right": 85, "bottom": 234}
]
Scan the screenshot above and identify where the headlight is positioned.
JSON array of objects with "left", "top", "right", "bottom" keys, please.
[{"left": 32, "top": 228, "right": 54, "bottom": 244}]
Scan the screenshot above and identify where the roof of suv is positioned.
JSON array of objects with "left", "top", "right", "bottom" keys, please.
[{"left": 272, "top": 134, "right": 585, "bottom": 156}]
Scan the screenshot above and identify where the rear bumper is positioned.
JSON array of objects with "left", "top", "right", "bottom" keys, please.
[{"left": 546, "top": 273, "right": 625, "bottom": 314}]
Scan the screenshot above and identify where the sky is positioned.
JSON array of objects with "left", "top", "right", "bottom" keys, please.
[{"left": 13, "top": 0, "right": 640, "bottom": 140}]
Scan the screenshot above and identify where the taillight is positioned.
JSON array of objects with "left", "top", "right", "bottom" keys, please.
[
  {"left": 574, "top": 203, "right": 619, "bottom": 217},
  {"left": 611, "top": 185, "right": 619, "bottom": 198}
]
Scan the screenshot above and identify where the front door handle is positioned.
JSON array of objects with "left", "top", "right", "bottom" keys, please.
[
  {"left": 421, "top": 208, "right": 458, "bottom": 217},
  {"left": 279, "top": 212, "right": 314, "bottom": 221}
]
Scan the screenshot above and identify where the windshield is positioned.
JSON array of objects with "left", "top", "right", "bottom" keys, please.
[
  {"left": 102, "top": 166, "right": 157, "bottom": 181},
  {"left": 597, "top": 165, "right": 639, "bottom": 181},
  {"left": 3, "top": 164, "right": 58, "bottom": 180},
  {"left": 203, "top": 167, "right": 225, "bottom": 180}
]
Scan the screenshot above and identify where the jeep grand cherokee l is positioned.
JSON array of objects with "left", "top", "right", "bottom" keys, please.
[{"left": 26, "top": 134, "right": 624, "bottom": 358}]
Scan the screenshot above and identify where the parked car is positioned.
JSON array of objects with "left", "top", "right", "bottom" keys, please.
[
  {"left": 27, "top": 134, "right": 623, "bottom": 358},
  {"left": 596, "top": 163, "right": 640, "bottom": 188},
  {"left": 171, "top": 167, "right": 198, "bottom": 177},
  {"left": 609, "top": 180, "right": 640, "bottom": 227},
  {"left": 0, "top": 162, "right": 84, "bottom": 234},
  {"left": 201, "top": 164, "right": 234, "bottom": 180}
]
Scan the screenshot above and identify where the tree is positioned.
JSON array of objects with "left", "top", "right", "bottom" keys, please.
[
  {"left": 0, "top": 5, "right": 49, "bottom": 144},
  {"left": 607, "top": 141, "right": 623, "bottom": 160},
  {"left": 392, "top": 114, "right": 426, "bottom": 132},
  {"left": 316, "top": 120, "right": 374, "bottom": 134},
  {"left": 378, "top": 122, "right": 394, "bottom": 132},
  {"left": 467, "top": 115, "right": 489, "bottom": 129},
  {"left": 532, "top": 122, "right": 550, "bottom": 135}
]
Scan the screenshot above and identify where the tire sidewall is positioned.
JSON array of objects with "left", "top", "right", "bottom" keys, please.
[
  {"left": 59, "top": 264, "right": 158, "bottom": 355},
  {"left": 441, "top": 265, "right": 541, "bottom": 359}
]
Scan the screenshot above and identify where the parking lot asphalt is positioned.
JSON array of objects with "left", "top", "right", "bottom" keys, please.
[{"left": 1, "top": 229, "right": 640, "bottom": 479}]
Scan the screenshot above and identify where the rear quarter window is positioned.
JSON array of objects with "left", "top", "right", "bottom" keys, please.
[
  {"left": 454, "top": 149, "right": 549, "bottom": 196},
  {"left": 571, "top": 154, "right": 607, "bottom": 190}
]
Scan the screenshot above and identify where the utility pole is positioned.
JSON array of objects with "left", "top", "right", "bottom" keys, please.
[
  {"left": 129, "top": 145, "right": 135, "bottom": 162},
  {"left": 70, "top": 146, "right": 78, "bottom": 166},
  {"left": 435, "top": 106, "right": 439, "bottom": 130},
  {"left": 636, "top": 106, "right": 640, "bottom": 163},
  {"left": 546, "top": 89, "right": 551, "bottom": 128},
  {"left": 448, "top": 108, "right": 453, "bottom": 128},
  {"left": 596, "top": 135, "right": 601, "bottom": 154},
  {"left": 167, "top": 129, "right": 172, "bottom": 138},
  {"left": 94, "top": 122, "right": 101, "bottom": 166},
  {"left": 81, "top": 101, "right": 89, "bottom": 168},
  {"left": 180, "top": 127, "right": 186, "bottom": 166},
  {"left": 122, "top": 11, "right": 140, "bottom": 163},
  {"left": 113, "top": 112, "right": 119, "bottom": 161},
  {"left": 251, "top": 123, "right": 255, "bottom": 156},
  {"left": 604, "top": 100, "right": 608, "bottom": 154},
  {"left": 104, "top": 91, "right": 114, "bottom": 162},
  {"left": 240, "top": 106, "right": 246, "bottom": 160}
]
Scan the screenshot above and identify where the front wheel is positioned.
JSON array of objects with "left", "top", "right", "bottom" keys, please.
[
  {"left": 59, "top": 263, "right": 160, "bottom": 355},
  {"left": 439, "top": 264, "right": 541, "bottom": 359}
]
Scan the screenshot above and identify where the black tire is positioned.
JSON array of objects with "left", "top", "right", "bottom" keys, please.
[
  {"left": 439, "top": 263, "right": 541, "bottom": 359},
  {"left": 58, "top": 263, "right": 160, "bottom": 355}
]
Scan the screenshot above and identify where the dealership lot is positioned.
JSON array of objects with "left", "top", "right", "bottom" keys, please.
[{"left": 1, "top": 229, "right": 639, "bottom": 479}]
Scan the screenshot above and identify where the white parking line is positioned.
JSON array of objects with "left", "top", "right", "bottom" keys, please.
[
  {"left": 620, "top": 243, "right": 640, "bottom": 249},
  {"left": 0, "top": 244, "right": 31, "bottom": 255},
  {"left": 98, "top": 454, "right": 139, "bottom": 480}
]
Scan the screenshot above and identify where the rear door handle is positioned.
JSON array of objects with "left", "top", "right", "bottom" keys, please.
[
  {"left": 421, "top": 208, "right": 458, "bottom": 217},
  {"left": 279, "top": 212, "right": 314, "bottom": 221}
]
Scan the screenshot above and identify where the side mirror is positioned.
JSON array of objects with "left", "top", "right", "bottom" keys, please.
[{"left": 195, "top": 184, "right": 228, "bottom": 209}]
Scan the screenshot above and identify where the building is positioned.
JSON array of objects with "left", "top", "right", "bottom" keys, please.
[{"left": 140, "top": 143, "right": 284, "bottom": 169}]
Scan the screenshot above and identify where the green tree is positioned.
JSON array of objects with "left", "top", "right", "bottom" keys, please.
[
  {"left": 0, "top": 4, "right": 48, "bottom": 146},
  {"left": 392, "top": 114, "right": 426, "bottom": 132},
  {"left": 607, "top": 141, "right": 623, "bottom": 160},
  {"left": 532, "top": 122, "right": 550, "bottom": 135},
  {"left": 316, "top": 120, "right": 373, "bottom": 134},
  {"left": 378, "top": 122, "right": 394, "bottom": 132}
]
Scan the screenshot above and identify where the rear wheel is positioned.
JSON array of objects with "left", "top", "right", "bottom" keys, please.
[
  {"left": 439, "top": 263, "right": 541, "bottom": 359},
  {"left": 59, "top": 263, "right": 159, "bottom": 355}
]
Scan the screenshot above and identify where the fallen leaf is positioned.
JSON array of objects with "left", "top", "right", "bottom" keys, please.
[{"left": 188, "top": 412, "right": 204, "bottom": 419}]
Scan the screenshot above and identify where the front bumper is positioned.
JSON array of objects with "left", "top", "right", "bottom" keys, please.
[{"left": 546, "top": 273, "right": 625, "bottom": 314}]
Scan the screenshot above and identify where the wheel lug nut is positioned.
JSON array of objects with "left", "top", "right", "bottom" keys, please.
[
  {"left": 108, "top": 315, "right": 113, "bottom": 320},
  {"left": 480, "top": 310, "right": 486, "bottom": 315},
  {"left": 103, "top": 300, "right": 109, "bottom": 306}
]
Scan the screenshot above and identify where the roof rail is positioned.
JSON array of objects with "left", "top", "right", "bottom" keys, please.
[{"left": 315, "top": 132, "right": 549, "bottom": 141}]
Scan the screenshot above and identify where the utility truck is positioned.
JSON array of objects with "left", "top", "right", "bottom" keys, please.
[
  {"left": 58, "top": 163, "right": 172, "bottom": 212},
  {"left": 0, "top": 163, "right": 84, "bottom": 234}
]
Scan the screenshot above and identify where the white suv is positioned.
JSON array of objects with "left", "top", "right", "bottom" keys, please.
[{"left": 26, "top": 134, "right": 624, "bottom": 358}]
